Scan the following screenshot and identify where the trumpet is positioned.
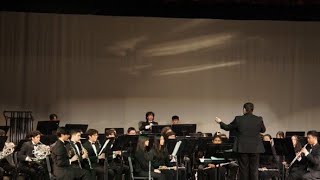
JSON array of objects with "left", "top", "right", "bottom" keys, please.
[
  {"left": 79, "top": 141, "right": 93, "bottom": 169},
  {"left": 288, "top": 143, "right": 308, "bottom": 169}
]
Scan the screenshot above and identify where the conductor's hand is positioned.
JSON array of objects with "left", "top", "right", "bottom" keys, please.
[{"left": 215, "top": 117, "right": 222, "bottom": 123}]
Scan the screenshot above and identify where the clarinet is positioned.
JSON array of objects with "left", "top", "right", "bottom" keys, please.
[{"left": 79, "top": 142, "right": 93, "bottom": 169}]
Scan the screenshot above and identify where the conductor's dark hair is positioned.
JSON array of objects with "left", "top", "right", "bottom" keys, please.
[
  {"left": 29, "top": 130, "right": 42, "bottom": 138},
  {"left": 307, "top": 130, "right": 318, "bottom": 139},
  {"left": 56, "top": 127, "right": 68, "bottom": 137},
  {"left": 49, "top": 114, "right": 58, "bottom": 120},
  {"left": 145, "top": 111, "right": 155, "bottom": 121},
  {"left": 172, "top": 115, "right": 179, "bottom": 121},
  {"left": 243, "top": 102, "right": 254, "bottom": 113},
  {"left": 87, "top": 129, "right": 98, "bottom": 136}
]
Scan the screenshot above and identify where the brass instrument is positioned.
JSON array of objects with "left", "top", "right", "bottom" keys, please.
[
  {"left": 0, "top": 142, "right": 15, "bottom": 159},
  {"left": 32, "top": 142, "right": 51, "bottom": 161},
  {"left": 67, "top": 140, "right": 82, "bottom": 169}
]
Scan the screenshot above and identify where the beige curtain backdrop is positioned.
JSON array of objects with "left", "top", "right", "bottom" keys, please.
[{"left": 1, "top": 12, "right": 320, "bottom": 136}]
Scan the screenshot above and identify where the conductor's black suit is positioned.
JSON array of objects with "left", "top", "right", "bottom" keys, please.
[{"left": 220, "top": 113, "right": 266, "bottom": 180}]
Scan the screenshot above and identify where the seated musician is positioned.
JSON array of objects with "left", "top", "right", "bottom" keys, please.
[
  {"left": 0, "top": 129, "right": 15, "bottom": 179},
  {"left": 151, "top": 135, "right": 182, "bottom": 180},
  {"left": 287, "top": 135, "right": 307, "bottom": 179},
  {"left": 259, "top": 134, "right": 280, "bottom": 180},
  {"left": 17, "top": 130, "right": 49, "bottom": 180},
  {"left": 197, "top": 134, "right": 227, "bottom": 180},
  {"left": 288, "top": 130, "right": 320, "bottom": 180},
  {"left": 164, "top": 131, "right": 176, "bottom": 140},
  {"left": 134, "top": 135, "right": 166, "bottom": 180},
  {"left": 67, "top": 129, "right": 95, "bottom": 179},
  {"left": 83, "top": 129, "right": 115, "bottom": 180},
  {"left": 51, "top": 127, "right": 92, "bottom": 180},
  {"left": 127, "top": 127, "right": 137, "bottom": 135},
  {"left": 171, "top": 115, "right": 180, "bottom": 125},
  {"left": 161, "top": 127, "right": 173, "bottom": 137},
  {"left": 139, "top": 111, "right": 159, "bottom": 132},
  {"left": 103, "top": 129, "right": 130, "bottom": 180}
]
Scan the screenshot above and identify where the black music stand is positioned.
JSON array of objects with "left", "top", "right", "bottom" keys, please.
[
  {"left": 40, "top": 135, "right": 57, "bottom": 146},
  {"left": 262, "top": 141, "right": 274, "bottom": 155},
  {"left": 65, "top": 124, "right": 88, "bottom": 133},
  {"left": 36, "top": 121, "right": 60, "bottom": 135},
  {"left": 285, "top": 131, "right": 305, "bottom": 137},
  {"left": 171, "top": 124, "right": 196, "bottom": 136},
  {"left": 111, "top": 135, "right": 140, "bottom": 157},
  {"left": 273, "top": 138, "right": 296, "bottom": 180},
  {"left": 0, "top": 126, "right": 10, "bottom": 135},
  {"left": 196, "top": 137, "right": 213, "bottom": 152},
  {"left": 0, "top": 136, "right": 8, "bottom": 151},
  {"left": 105, "top": 128, "right": 124, "bottom": 135},
  {"left": 205, "top": 143, "right": 234, "bottom": 180},
  {"left": 151, "top": 125, "right": 171, "bottom": 134}
]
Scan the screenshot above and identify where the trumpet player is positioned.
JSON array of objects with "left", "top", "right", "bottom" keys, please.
[
  {"left": 288, "top": 130, "right": 320, "bottom": 180},
  {"left": 17, "top": 130, "right": 49, "bottom": 180}
]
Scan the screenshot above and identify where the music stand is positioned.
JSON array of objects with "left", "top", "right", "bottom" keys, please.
[
  {"left": 262, "top": 141, "right": 274, "bottom": 155},
  {"left": 111, "top": 135, "right": 139, "bottom": 156},
  {"left": 205, "top": 143, "right": 234, "bottom": 159},
  {"left": 205, "top": 143, "right": 234, "bottom": 180},
  {"left": 40, "top": 135, "right": 57, "bottom": 146},
  {"left": 273, "top": 138, "right": 296, "bottom": 180},
  {"left": 105, "top": 128, "right": 124, "bottom": 135},
  {"left": 0, "top": 136, "right": 8, "bottom": 151},
  {"left": 65, "top": 124, "right": 88, "bottom": 133},
  {"left": 0, "top": 126, "right": 10, "bottom": 135},
  {"left": 36, "top": 121, "right": 60, "bottom": 135},
  {"left": 171, "top": 124, "right": 196, "bottom": 136},
  {"left": 151, "top": 125, "right": 171, "bottom": 134},
  {"left": 285, "top": 131, "right": 305, "bottom": 137},
  {"left": 176, "top": 136, "right": 198, "bottom": 156},
  {"left": 196, "top": 137, "right": 213, "bottom": 152}
]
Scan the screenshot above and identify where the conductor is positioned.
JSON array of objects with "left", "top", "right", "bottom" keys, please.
[{"left": 215, "top": 102, "right": 266, "bottom": 180}]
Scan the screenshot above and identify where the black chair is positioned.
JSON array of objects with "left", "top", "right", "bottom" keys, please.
[
  {"left": 128, "top": 157, "right": 153, "bottom": 180},
  {"left": 46, "top": 155, "right": 56, "bottom": 180}
]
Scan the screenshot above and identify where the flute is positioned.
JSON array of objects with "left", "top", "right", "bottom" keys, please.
[{"left": 288, "top": 143, "right": 308, "bottom": 169}]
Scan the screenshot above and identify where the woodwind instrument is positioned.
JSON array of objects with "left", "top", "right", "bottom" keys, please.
[
  {"left": 288, "top": 143, "right": 308, "bottom": 169},
  {"left": 79, "top": 141, "right": 93, "bottom": 169}
]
